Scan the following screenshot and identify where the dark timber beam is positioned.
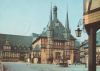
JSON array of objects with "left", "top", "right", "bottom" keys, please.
[{"left": 88, "top": 26, "right": 96, "bottom": 71}]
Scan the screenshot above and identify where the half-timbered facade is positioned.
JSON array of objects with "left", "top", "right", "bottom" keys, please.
[{"left": 0, "top": 34, "right": 32, "bottom": 62}]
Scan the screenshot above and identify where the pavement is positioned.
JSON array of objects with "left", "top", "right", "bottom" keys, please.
[{"left": 1, "top": 62, "right": 100, "bottom": 71}]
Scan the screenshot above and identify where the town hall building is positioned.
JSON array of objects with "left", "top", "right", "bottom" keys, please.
[{"left": 31, "top": 6, "right": 80, "bottom": 64}]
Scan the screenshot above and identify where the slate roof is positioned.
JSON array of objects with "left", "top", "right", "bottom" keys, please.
[
  {"left": 32, "top": 33, "right": 39, "bottom": 41},
  {"left": 0, "top": 33, "right": 32, "bottom": 51},
  {"left": 41, "top": 16, "right": 75, "bottom": 40}
]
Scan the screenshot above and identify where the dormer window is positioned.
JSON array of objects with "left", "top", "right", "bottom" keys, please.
[
  {"left": 3, "top": 40, "right": 11, "bottom": 50},
  {"left": 55, "top": 22, "right": 59, "bottom": 26}
]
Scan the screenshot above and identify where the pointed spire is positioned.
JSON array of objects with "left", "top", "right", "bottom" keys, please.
[
  {"left": 65, "top": 1, "right": 71, "bottom": 39},
  {"left": 65, "top": 6, "right": 70, "bottom": 34},
  {"left": 50, "top": 3, "right": 52, "bottom": 24}
]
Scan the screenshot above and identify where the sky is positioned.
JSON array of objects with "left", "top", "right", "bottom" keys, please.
[{"left": 0, "top": 0, "right": 88, "bottom": 42}]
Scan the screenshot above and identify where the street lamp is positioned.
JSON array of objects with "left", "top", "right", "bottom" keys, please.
[
  {"left": 75, "top": 25, "right": 82, "bottom": 37},
  {"left": 75, "top": 19, "right": 84, "bottom": 37}
]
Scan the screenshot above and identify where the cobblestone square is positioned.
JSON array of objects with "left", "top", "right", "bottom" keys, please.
[{"left": 2, "top": 62, "right": 100, "bottom": 71}]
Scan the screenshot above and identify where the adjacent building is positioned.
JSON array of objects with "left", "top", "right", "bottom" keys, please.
[
  {"left": 0, "top": 34, "right": 32, "bottom": 62},
  {"left": 31, "top": 6, "right": 80, "bottom": 64},
  {"left": 80, "top": 31, "right": 100, "bottom": 65}
]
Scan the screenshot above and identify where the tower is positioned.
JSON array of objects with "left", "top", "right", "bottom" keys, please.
[
  {"left": 53, "top": 6, "right": 57, "bottom": 21},
  {"left": 64, "top": 5, "right": 75, "bottom": 64}
]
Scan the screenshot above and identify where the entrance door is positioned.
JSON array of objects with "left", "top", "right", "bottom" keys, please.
[
  {"left": 55, "top": 52, "right": 61, "bottom": 64},
  {"left": 55, "top": 52, "right": 61, "bottom": 59}
]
